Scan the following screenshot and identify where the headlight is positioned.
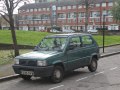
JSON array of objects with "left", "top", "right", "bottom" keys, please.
[
  {"left": 37, "top": 60, "right": 47, "bottom": 66},
  {"left": 14, "top": 59, "right": 19, "bottom": 65}
]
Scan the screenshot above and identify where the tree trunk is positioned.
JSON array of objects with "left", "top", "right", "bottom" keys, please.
[
  {"left": 85, "top": 0, "right": 89, "bottom": 33},
  {"left": 9, "top": 15, "right": 19, "bottom": 56},
  {"left": 0, "top": 24, "right": 2, "bottom": 29}
]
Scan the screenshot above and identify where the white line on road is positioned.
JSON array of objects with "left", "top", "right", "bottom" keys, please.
[
  {"left": 48, "top": 85, "right": 64, "bottom": 90},
  {"left": 94, "top": 71, "right": 105, "bottom": 76},
  {"left": 110, "top": 67, "right": 118, "bottom": 71},
  {"left": 76, "top": 77, "right": 88, "bottom": 82}
]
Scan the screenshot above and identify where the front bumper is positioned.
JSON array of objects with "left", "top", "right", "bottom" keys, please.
[{"left": 12, "top": 65, "right": 54, "bottom": 77}]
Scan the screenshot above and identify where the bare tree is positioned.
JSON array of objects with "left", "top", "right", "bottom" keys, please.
[
  {"left": 82, "top": 0, "right": 96, "bottom": 33},
  {"left": 0, "top": 0, "right": 30, "bottom": 56}
]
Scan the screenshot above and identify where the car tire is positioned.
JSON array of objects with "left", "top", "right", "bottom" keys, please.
[
  {"left": 21, "top": 75, "right": 31, "bottom": 80},
  {"left": 88, "top": 58, "right": 97, "bottom": 72},
  {"left": 51, "top": 66, "right": 64, "bottom": 83}
]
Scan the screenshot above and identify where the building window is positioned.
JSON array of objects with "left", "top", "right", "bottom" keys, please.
[
  {"left": 72, "top": 6, "right": 76, "bottom": 9},
  {"left": 96, "top": 4, "right": 100, "bottom": 7},
  {"left": 47, "top": 8, "right": 50, "bottom": 11},
  {"left": 108, "top": 18, "right": 113, "bottom": 22},
  {"left": 79, "top": 19, "right": 82, "bottom": 22},
  {"left": 102, "top": 3, "right": 106, "bottom": 7},
  {"left": 102, "top": 10, "right": 107, "bottom": 16},
  {"left": 62, "top": 6, "right": 66, "bottom": 10},
  {"left": 108, "top": 2, "right": 113, "bottom": 6},
  {"left": 58, "top": 13, "right": 66, "bottom": 18},
  {"left": 68, "top": 13, "right": 74, "bottom": 18},
  {"left": 30, "top": 9, "right": 33, "bottom": 12},
  {"left": 43, "top": 8, "right": 46, "bottom": 11},
  {"left": 78, "top": 5, "right": 82, "bottom": 8},
  {"left": 34, "top": 9, "right": 38, "bottom": 12},
  {"left": 108, "top": 10, "right": 112, "bottom": 16},
  {"left": 95, "top": 18, "right": 100, "bottom": 22},
  {"left": 68, "top": 19, "right": 71, "bottom": 23},
  {"left": 67, "top": 6, "right": 71, "bottom": 9},
  {"left": 38, "top": 8, "right": 41, "bottom": 11},
  {"left": 83, "top": 5, "right": 86, "bottom": 8},
  {"left": 90, "top": 11, "right": 100, "bottom": 17},
  {"left": 26, "top": 9, "right": 29, "bottom": 12},
  {"left": 57, "top": 7, "right": 61, "bottom": 10},
  {"left": 79, "top": 12, "right": 85, "bottom": 17},
  {"left": 73, "top": 19, "right": 76, "bottom": 23}
]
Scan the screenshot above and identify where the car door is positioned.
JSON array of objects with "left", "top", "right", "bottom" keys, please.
[
  {"left": 80, "top": 35, "right": 95, "bottom": 66},
  {"left": 67, "top": 36, "right": 83, "bottom": 70}
]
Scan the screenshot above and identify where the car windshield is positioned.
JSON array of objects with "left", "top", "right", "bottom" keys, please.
[{"left": 35, "top": 37, "right": 67, "bottom": 51}]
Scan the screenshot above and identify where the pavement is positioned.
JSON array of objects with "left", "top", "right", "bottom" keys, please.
[
  {"left": 0, "top": 54, "right": 120, "bottom": 90},
  {"left": 0, "top": 45, "right": 120, "bottom": 81},
  {"left": 100, "top": 45, "right": 120, "bottom": 58}
]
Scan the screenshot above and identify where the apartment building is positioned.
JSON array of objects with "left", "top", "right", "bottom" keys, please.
[{"left": 18, "top": 0, "right": 119, "bottom": 31}]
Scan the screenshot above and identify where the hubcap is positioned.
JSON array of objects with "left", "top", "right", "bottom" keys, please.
[
  {"left": 92, "top": 61, "right": 96, "bottom": 68},
  {"left": 55, "top": 70, "right": 61, "bottom": 78}
]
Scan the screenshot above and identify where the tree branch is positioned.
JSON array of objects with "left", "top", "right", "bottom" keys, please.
[{"left": 0, "top": 13, "right": 10, "bottom": 23}]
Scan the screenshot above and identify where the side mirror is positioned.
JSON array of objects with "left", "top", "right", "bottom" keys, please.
[{"left": 33, "top": 45, "right": 39, "bottom": 51}]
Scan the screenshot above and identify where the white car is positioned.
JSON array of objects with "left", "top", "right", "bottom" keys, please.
[
  {"left": 87, "top": 29, "right": 98, "bottom": 33},
  {"left": 50, "top": 29, "right": 60, "bottom": 32},
  {"left": 62, "top": 29, "right": 75, "bottom": 33}
]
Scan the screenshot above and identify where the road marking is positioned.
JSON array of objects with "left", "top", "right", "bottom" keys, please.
[
  {"left": 76, "top": 77, "right": 88, "bottom": 82},
  {"left": 110, "top": 67, "right": 118, "bottom": 71},
  {"left": 49, "top": 85, "right": 64, "bottom": 90},
  {"left": 94, "top": 71, "right": 105, "bottom": 76}
]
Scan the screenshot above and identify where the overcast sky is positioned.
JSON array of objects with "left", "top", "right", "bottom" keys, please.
[
  {"left": 0, "top": 0, "right": 34, "bottom": 14},
  {"left": 14, "top": 0, "right": 34, "bottom": 14}
]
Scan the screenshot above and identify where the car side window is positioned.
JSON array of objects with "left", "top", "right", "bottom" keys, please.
[
  {"left": 81, "top": 36, "right": 93, "bottom": 47},
  {"left": 69, "top": 37, "right": 81, "bottom": 49}
]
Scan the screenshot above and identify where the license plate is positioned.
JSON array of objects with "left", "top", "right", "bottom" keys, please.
[{"left": 21, "top": 71, "right": 34, "bottom": 76}]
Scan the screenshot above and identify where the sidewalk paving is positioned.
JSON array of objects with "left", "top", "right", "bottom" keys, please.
[
  {"left": 100, "top": 45, "right": 120, "bottom": 56},
  {"left": 0, "top": 45, "right": 120, "bottom": 78}
]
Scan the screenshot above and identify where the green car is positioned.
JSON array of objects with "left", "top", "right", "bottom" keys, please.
[{"left": 13, "top": 33, "right": 100, "bottom": 83}]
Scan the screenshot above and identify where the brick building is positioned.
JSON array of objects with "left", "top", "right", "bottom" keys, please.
[{"left": 18, "top": 0, "right": 119, "bottom": 31}]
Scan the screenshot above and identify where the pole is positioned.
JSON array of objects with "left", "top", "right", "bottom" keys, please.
[
  {"left": 76, "top": 2, "right": 79, "bottom": 32},
  {"left": 33, "top": 8, "right": 35, "bottom": 31},
  {"left": 85, "top": 0, "right": 89, "bottom": 33},
  {"left": 103, "top": 15, "right": 105, "bottom": 53}
]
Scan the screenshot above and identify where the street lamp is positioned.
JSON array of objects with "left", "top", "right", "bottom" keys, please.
[{"left": 102, "top": 13, "right": 107, "bottom": 53}]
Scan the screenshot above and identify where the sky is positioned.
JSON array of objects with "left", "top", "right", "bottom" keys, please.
[
  {"left": 0, "top": 0, "right": 34, "bottom": 14},
  {"left": 14, "top": 0, "right": 34, "bottom": 14}
]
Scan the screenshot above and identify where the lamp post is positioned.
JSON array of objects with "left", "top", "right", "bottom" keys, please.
[
  {"left": 33, "top": 8, "right": 35, "bottom": 31},
  {"left": 103, "top": 14, "right": 105, "bottom": 53}
]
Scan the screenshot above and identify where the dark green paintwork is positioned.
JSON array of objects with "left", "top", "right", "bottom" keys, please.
[{"left": 15, "top": 33, "right": 100, "bottom": 71}]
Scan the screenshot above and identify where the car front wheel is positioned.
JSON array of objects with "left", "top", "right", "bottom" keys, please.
[
  {"left": 51, "top": 66, "right": 64, "bottom": 83},
  {"left": 88, "top": 58, "right": 97, "bottom": 72}
]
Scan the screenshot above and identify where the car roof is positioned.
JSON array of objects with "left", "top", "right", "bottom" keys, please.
[{"left": 46, "top": 33, "right": 91, "bottom": 38}]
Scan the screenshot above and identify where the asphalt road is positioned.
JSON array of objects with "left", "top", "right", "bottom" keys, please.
[{"left": 0, "top": 54, "right": 120, "bottom": 90}]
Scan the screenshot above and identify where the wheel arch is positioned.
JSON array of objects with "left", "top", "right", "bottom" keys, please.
[{"left": 53, "top": 61, "right": 65, "bottom": 71}]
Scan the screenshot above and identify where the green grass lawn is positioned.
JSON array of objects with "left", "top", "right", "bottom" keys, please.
[
  {"left": 0, "top": 30, "right": 120, "bottom": 46},
  {"left": 93, "top": 35, "right": 120, "bottom": 46},
  {"left": 0, "top": 49, "right": 32, "bottom": 65},
  {"left": 0, "top": 30, "right": 50, "bottom": 46}
]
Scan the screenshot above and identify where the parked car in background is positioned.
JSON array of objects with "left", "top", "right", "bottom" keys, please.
[
  {"left": 13, "top": 33, "right": 100, "bottom": 83},
  {"left": 50, "top": 29, "right": 60, "bottom": 33},
  {"left": 87, "top": 29, "right": 98, "bottom": 33},
  {"left": 62, "top": 29, "right": 75, "bottom": 33}
]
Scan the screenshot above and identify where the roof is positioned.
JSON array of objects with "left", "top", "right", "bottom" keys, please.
[
  {"left": 46, "top": 33, "right": 91, "bottom": 38},
  {"left": 19, "top": 0, "right": 113, "bottom": 10}
]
